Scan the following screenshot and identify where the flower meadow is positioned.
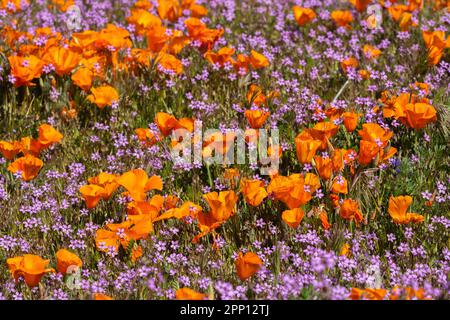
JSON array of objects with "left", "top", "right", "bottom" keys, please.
[{"left": 0, "top": 0, "right": 449, "bottom": 301}]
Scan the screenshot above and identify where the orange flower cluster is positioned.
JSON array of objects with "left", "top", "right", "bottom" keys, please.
[
  {"left": 422, "top": 30, "right": 449, "bottom": 65},
  {"left": 358, "top": 123, "right": 396, "bottom": 166},
  {"left": 204, "top": 48, "right": 270, "bottom": 74},
  {"left": 1, "top": 124, "right": 63, "bottom": 181},
  {"left": 80, "top": 169, "right": 163, "bottom": 209},
  {"left": 7, "top": 249, "right": 82, "bottom": 287},
  {"left": 350, "top": 286, "right": 429, "bottom": 300},
  {"left": 381, "top": 88, "right": 437, "bottom": 129}
]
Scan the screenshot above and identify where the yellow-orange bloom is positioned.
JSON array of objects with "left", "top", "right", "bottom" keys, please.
[
  {"left": 249, "top": 50, "right": 270, "bottom": 69},
  {"left": 340, "top": 199, "right": 363, "bottom": 223},
  {"left": 88, "top": 172, "right": 119, "bottom": 200},
  {"left": 245, "top": 109, "right": 270, "bottom": 129},
  {"left": 79, "top": 184, "right": 106, "bottom": 209},
  {"left": 7, "top": 254, "right": 54, "bottom": 287},
  {"left": 7, "top": 154, "right": 44, "bottom": 181},
  {"left": 292, "top": 6, "right": 316, "bottom": 26},
  {"left": 87, "top": 85, "right": 119, "bottom": 109},
  {"left": 203, "top": 190, "right": 238, "bottom": 222},
  {"left": 43, "top": 46, "right": 80, "bottom": 76},
  {"left": 8, "top": 55, "right": 44, "bottom": 87},
  {"left": 235, "top": 251, "right": 263, "bottom": 281},
  {"left": 71, "top": 67, "right": 94, "bottom": 91},
  {"left": 342, "top": 112, "right": 360, "bottom": 132},
  {"left": 56, "top": 249, "right": 82, "bottom": 275},
  {"left": 117, "top": 169, "right": 163, "bottom": 201},
  {"left": 314, "top": 156, "right": 333, "bottom": 180},
  {"left": 350, "top": 288, "right": 387, "bottom": 300},
  {"left": 388, "top": 195, "right": 424, "bottom": 224},
  {"left": 281, "top": 208, "right": 305, "bottom": 229},
  {"left": 331, "top": 10, "right": 353, "bottom": 28},
  {"left": 93, "top": 293, "right": 114, "bottom": 300},
  {"left": 37, "top": 124, "right": 63, "bottom": 149},
  {"left": 240, "top": 179, "right": 268, "bottom": 207},
  {"left": 175, "top": 288, "right": 206, "bottom": 300},
  {"left": 401, "top": 103, "right": 437, "bottom": 129},
  {"left": 0, "top": 140, "right": 22, "bottom": 160},
  {"left": 295, "top": 131, "right": 321, "bottom": 164}
]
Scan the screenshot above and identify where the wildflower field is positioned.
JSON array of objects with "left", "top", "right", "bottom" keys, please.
[{"left": 0, "top": 0, "right": 449, "bottom": 301}]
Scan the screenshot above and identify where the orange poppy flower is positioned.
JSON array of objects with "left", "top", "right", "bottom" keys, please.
[
  {"left": 87, "top": 85, "right": 119, "bottom": 109},
  {"left": 155, "top": 112, "right": 181, "bottom": 137},
  {"left": 340, "top": 57, "right": 359, "bottom": 73},
  {"left": 0, "top": 140, "right": 22, "bottom": 160},
  {"left": 190, "top": 3, "right": 208, "bottom": 18},
  {"left": 358, "top": 140, "right": 380, "bottom": 165},
  {"left": 318, "top": 209, "right": 331, "bottom": 230},
  {"left": 79, "top": 184, "right": 106, "bottom": 209},
  {"left": 19, "top": 136, "right": 43, "bottom": 156},
  {"left": 246, "top": 84, "right": 277, "bottom": 107},
  {"left": 126, "top": 9, "right": 162, "bottom": 35},
  {"left": 295, "top": 131, "right": 322, "bottom": 164},
  {"left": 349, "top": 0, "right": 372, "bottom": 12},
  {"left": 314, "top": 156, "right": 333, "bottom": 180},
  {"left": 401, "top": 103, "right": 437, "bottom": 129},
  {"left": 240, "top": 179, "right": 268, "bottom": 207},
  {"left": 191, "top": 211, "right": 224, "bottom": 244},
  {"left": 50, "top": 0, "right": 75, "bottom": 12},
  {"left": 135, "top": 128, "right": 159, "bottom": 147},
  {"left": 310, "top": 121, "right": 339, "bottom": 149},
  {"left": 156, "top": 53, "right": 183, "bottom": 74},
  {"left": 388, "top": 196, "right": 424, "bottom": 224},
  {"left": 95, "top": 214, "right": 154, "bottom": 253},
  {"left": 388, "top": 4, "right": 408, "bottom": 21},
  {"left": 331, "top": 176, "right": 348, "bottom": 194},
  {"left": 342, "top": 112, "right": 360, "bottom": 132},
  {"left": 331, "top": 10, "right": 353, "bottom": 28},
  {"left": 249, "top": 50, "right": 269, "bottom": 69},
  {"left": 184, "top": 18, "right": 224, "bottom": 51},
  {"left": 234, "top": 53, "right": 250, "bottom": 73},
  {"left": 390, "top": 286, "right": 428, "bottom": 300},
  {"left": 127, "top": 194, "right": 164, "bottom": 218},
  {"left": 340, "top": 243, "right": 350, "bottom": 256},
  {"left": 267, "top": 173, "right": 319, "bottom": 209},
  {"left": 358, "top": 123, "right": 393, "bottom": 147},
  {"left": 350, "top": 288, "right": 387, "bottom": 300},
  {"left": 37, "top": 124, "right": 63, "bottom": 149},
  {"left": 8, "top": 55, "right": 44, "bottom": 87},
  {"left": 7, "top": 254, "right": 55, "bottom": 287},
  {"left": 117, "top": 169, "right": 163, "bottom": 201},
  {"left": 203, "top": 190, "right": 238, "bottom": 222},
  {"left": 43, "top": 46, "right": 80, "bottom": 76},
  {"left": 235, "top": 251, "right": 263, "bottom": 281},
  {"left": 331, "top": 148, "right": 345, "bottom": 172},
  {"left": 175, "top": 288, "right": 206, "bottom": 300},
  {"left": 157, "top": 200, "right": 203, "bottom": 221},
  {"left": 56, "top": 249, "right": 82, "bottom": 275},
  {"left": 157, "top": 0, "right": 182, "bottom": 22},
  {"left": 88, "top": 172, "right": 119, "bottom": 200},
  {"left": 292, "top": 6, "right": 316, "bottom": 26},
  {"left": 399, "top": 12, "right": 416, "bottom": 31},
  {"left": 71, "top": 67, "right": 94, "bottom": 91},
  {"left": 281, "top": 208, "right": 305, "bottom": 229},
  {"left": 7, "top": 154, "right": 44, "bottom": 181},
  {"left": 93, "top": 293, "right": 114, "bottom": 300},
  {"left": 245, "top": 109, "right": 270, "bottom": 129},
  {"left": 363, "top": 45, "right": 382, "bottom": 60},
  {"left": 204, "top": 47, "right": 236, "bottom": 67},
  {"left": 339, "top": 199, "right": 363, "bottom": 223},
  {"left": 422, "top": 30, "right": 449, "bottom": 51}
]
